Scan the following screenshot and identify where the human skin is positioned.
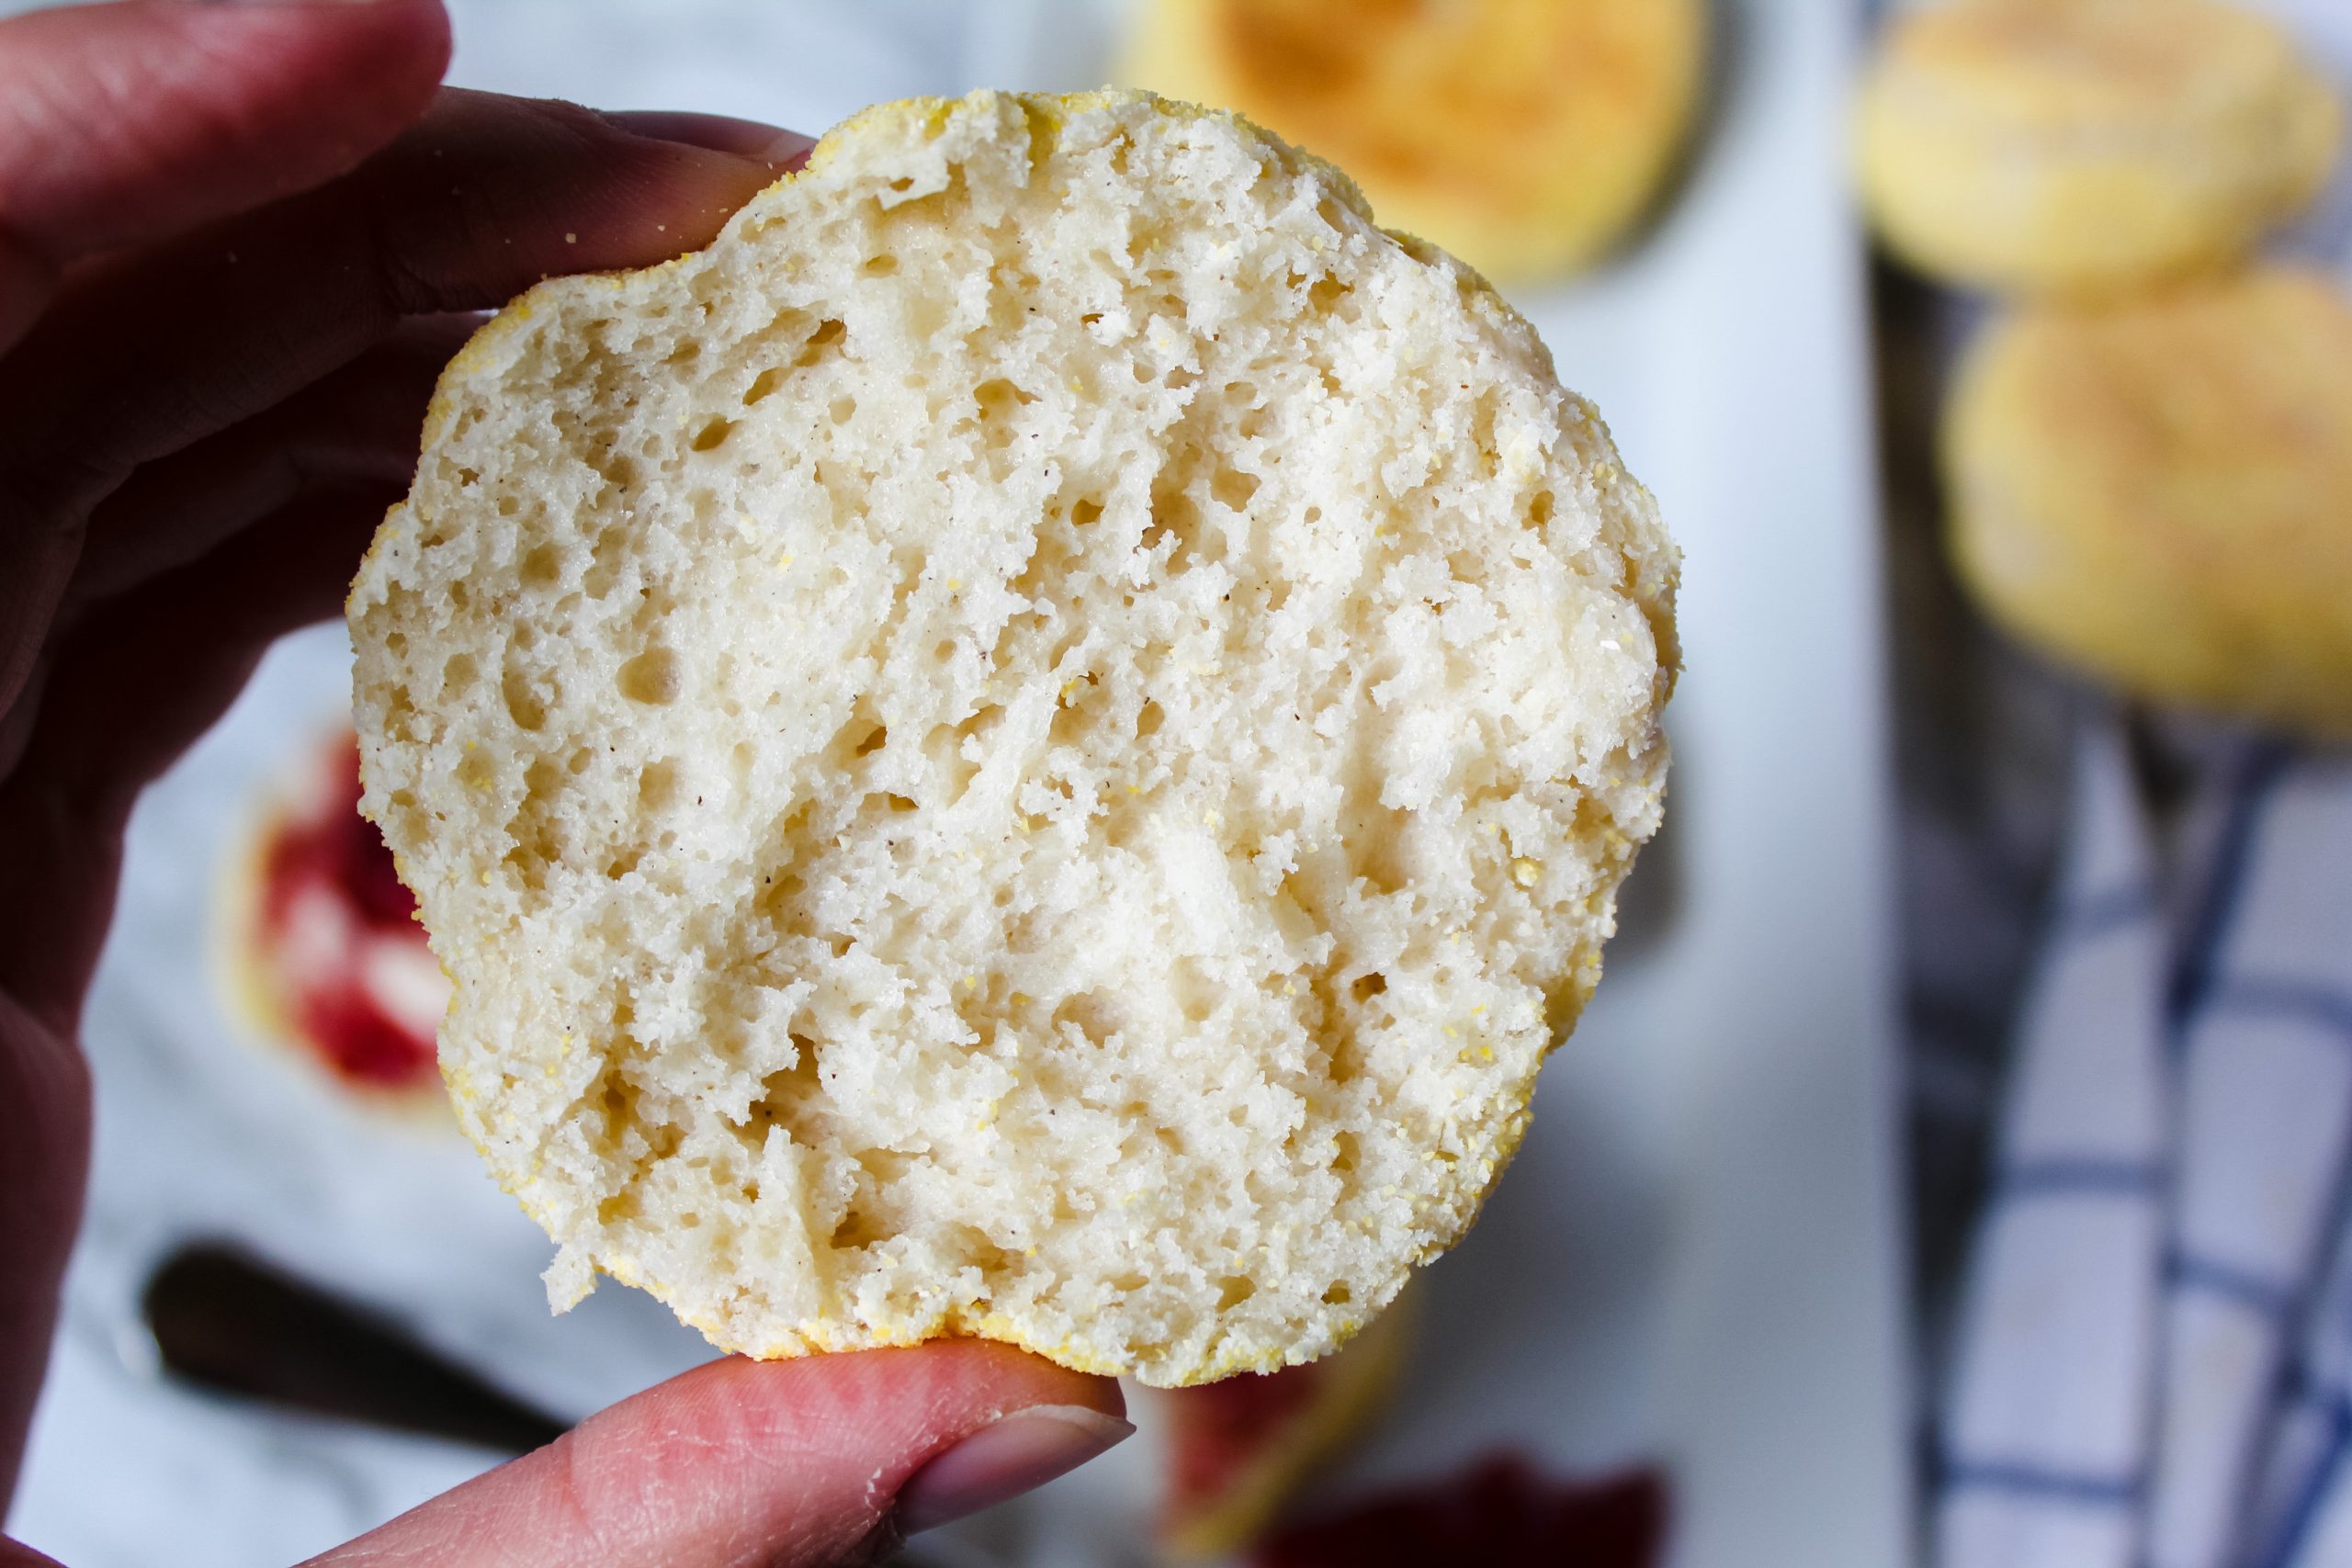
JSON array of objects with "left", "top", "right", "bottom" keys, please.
[{"left": 0, "top": 4, "right": 1128, "bottom": 1564}]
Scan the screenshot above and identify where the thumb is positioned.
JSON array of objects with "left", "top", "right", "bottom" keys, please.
[
  {"left": 0, "top": 0, "right": 451, "bottom": 347},
  {"left": 301, "top": 1342, "right": 1130, "bottom": 1567}
]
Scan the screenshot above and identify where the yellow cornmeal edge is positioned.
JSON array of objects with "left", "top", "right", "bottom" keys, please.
[{"left": 354, "top": 89, "right": 1607, "bottom": 1387}]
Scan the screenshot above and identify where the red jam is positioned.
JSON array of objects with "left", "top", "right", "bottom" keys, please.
[
  {"left": 1253, "top": 1453, "right": 1668, "bottom": 1568},
  {"left": 1169, "top": 1362, "right": 1331, "bottom": 1506},
  {"left": 251, "top": 732, "right": 442, "bottom": 1090}
]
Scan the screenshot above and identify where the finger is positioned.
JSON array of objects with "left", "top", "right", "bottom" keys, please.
[
  {"left": 307, "top": 1344, "right": 1128, "bottom": 1568},
  {"left": 62, "top": 316, "right": 479, "bottom": 613},
  {"left": 0, "top": 91, "right": 800, "bottom": 716},
  {"left": 0, "top": 0, "right": 452, "bottom": 344},
  {"left": 0, "top": 990, "right": 90, "bottom": 1523},
  {"left": 0, "top": 88, "right": 806, "bottom": 509},
  {"left": 0, "top": 481, "right": 400, "bottom": 1021},
  {"left": 602, "top": 110, "right": 815, "bottom": 162}
]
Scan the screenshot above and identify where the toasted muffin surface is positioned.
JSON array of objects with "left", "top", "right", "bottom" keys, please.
[
  {"left": 1948, "top": 267, "right": 2352, "bottom": 736},
  {"left": 1857, "top": 0, "right": 2342, "bottom": 295},
  {"left": 1127, "top": 0, "right": 1707, "bottom": 281}
]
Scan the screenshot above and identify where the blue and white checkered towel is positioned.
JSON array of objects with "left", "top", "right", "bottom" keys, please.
[{"left": 1938, "top": 717, "right": 2352, "bottom": 1568}]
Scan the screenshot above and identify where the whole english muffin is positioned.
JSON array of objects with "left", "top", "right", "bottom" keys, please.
[
  {"left": 1125, "top": 0, "right": 1708, "bottom": 282},
  {"left": 1855, "top": 0, "right": 2342, "bottom": 296},
  {"left": 349, "top": 90, "right": 1678, "bottom": 1385},
  {"left": 1947, "top": 267, "right": 2352, "bottom": 738}
]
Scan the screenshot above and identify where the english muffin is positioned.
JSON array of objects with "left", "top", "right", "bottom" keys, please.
[
  {"left": 1126, "top": 0, "right": 1708, "bottom": 282},
  {"left": 1857, "top": 0, "right": 2342, "bottom": 295},
  {"left": 349, "top": 90, "right": 1678, "bottom": 1385},
  {"left": 1947, "top": 267, "right": 2352, "bottom": 736}
]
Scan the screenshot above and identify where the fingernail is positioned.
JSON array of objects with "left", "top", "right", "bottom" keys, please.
[
  {"left": 604, "top": 112, "right": 815, "bottom": 170},
  {"left": 896, "top": 1404, "right": 1134, "bottom": 1536}
]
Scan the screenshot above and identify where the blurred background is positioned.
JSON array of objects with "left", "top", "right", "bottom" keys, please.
[{"left": 2, "top": 2, "right": 2347, "bottom": 1566}]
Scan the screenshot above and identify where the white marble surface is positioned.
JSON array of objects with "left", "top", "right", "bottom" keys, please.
[{"left": 6, "top": 2, "right": 1912, "bottom": 1564}]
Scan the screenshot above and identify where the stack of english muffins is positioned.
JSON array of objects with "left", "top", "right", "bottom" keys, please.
[{"left": 1856, "top": 0, "right": 2350, "bottom": 739}]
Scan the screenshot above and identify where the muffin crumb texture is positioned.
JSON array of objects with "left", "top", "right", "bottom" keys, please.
[{"left": 349, "top": 90, "right": 1676, "bottom": 1385}]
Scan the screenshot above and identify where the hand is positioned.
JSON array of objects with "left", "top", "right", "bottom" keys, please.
[{"left": 0, "top": 4, "right": 1129, "bottom": 1563}]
